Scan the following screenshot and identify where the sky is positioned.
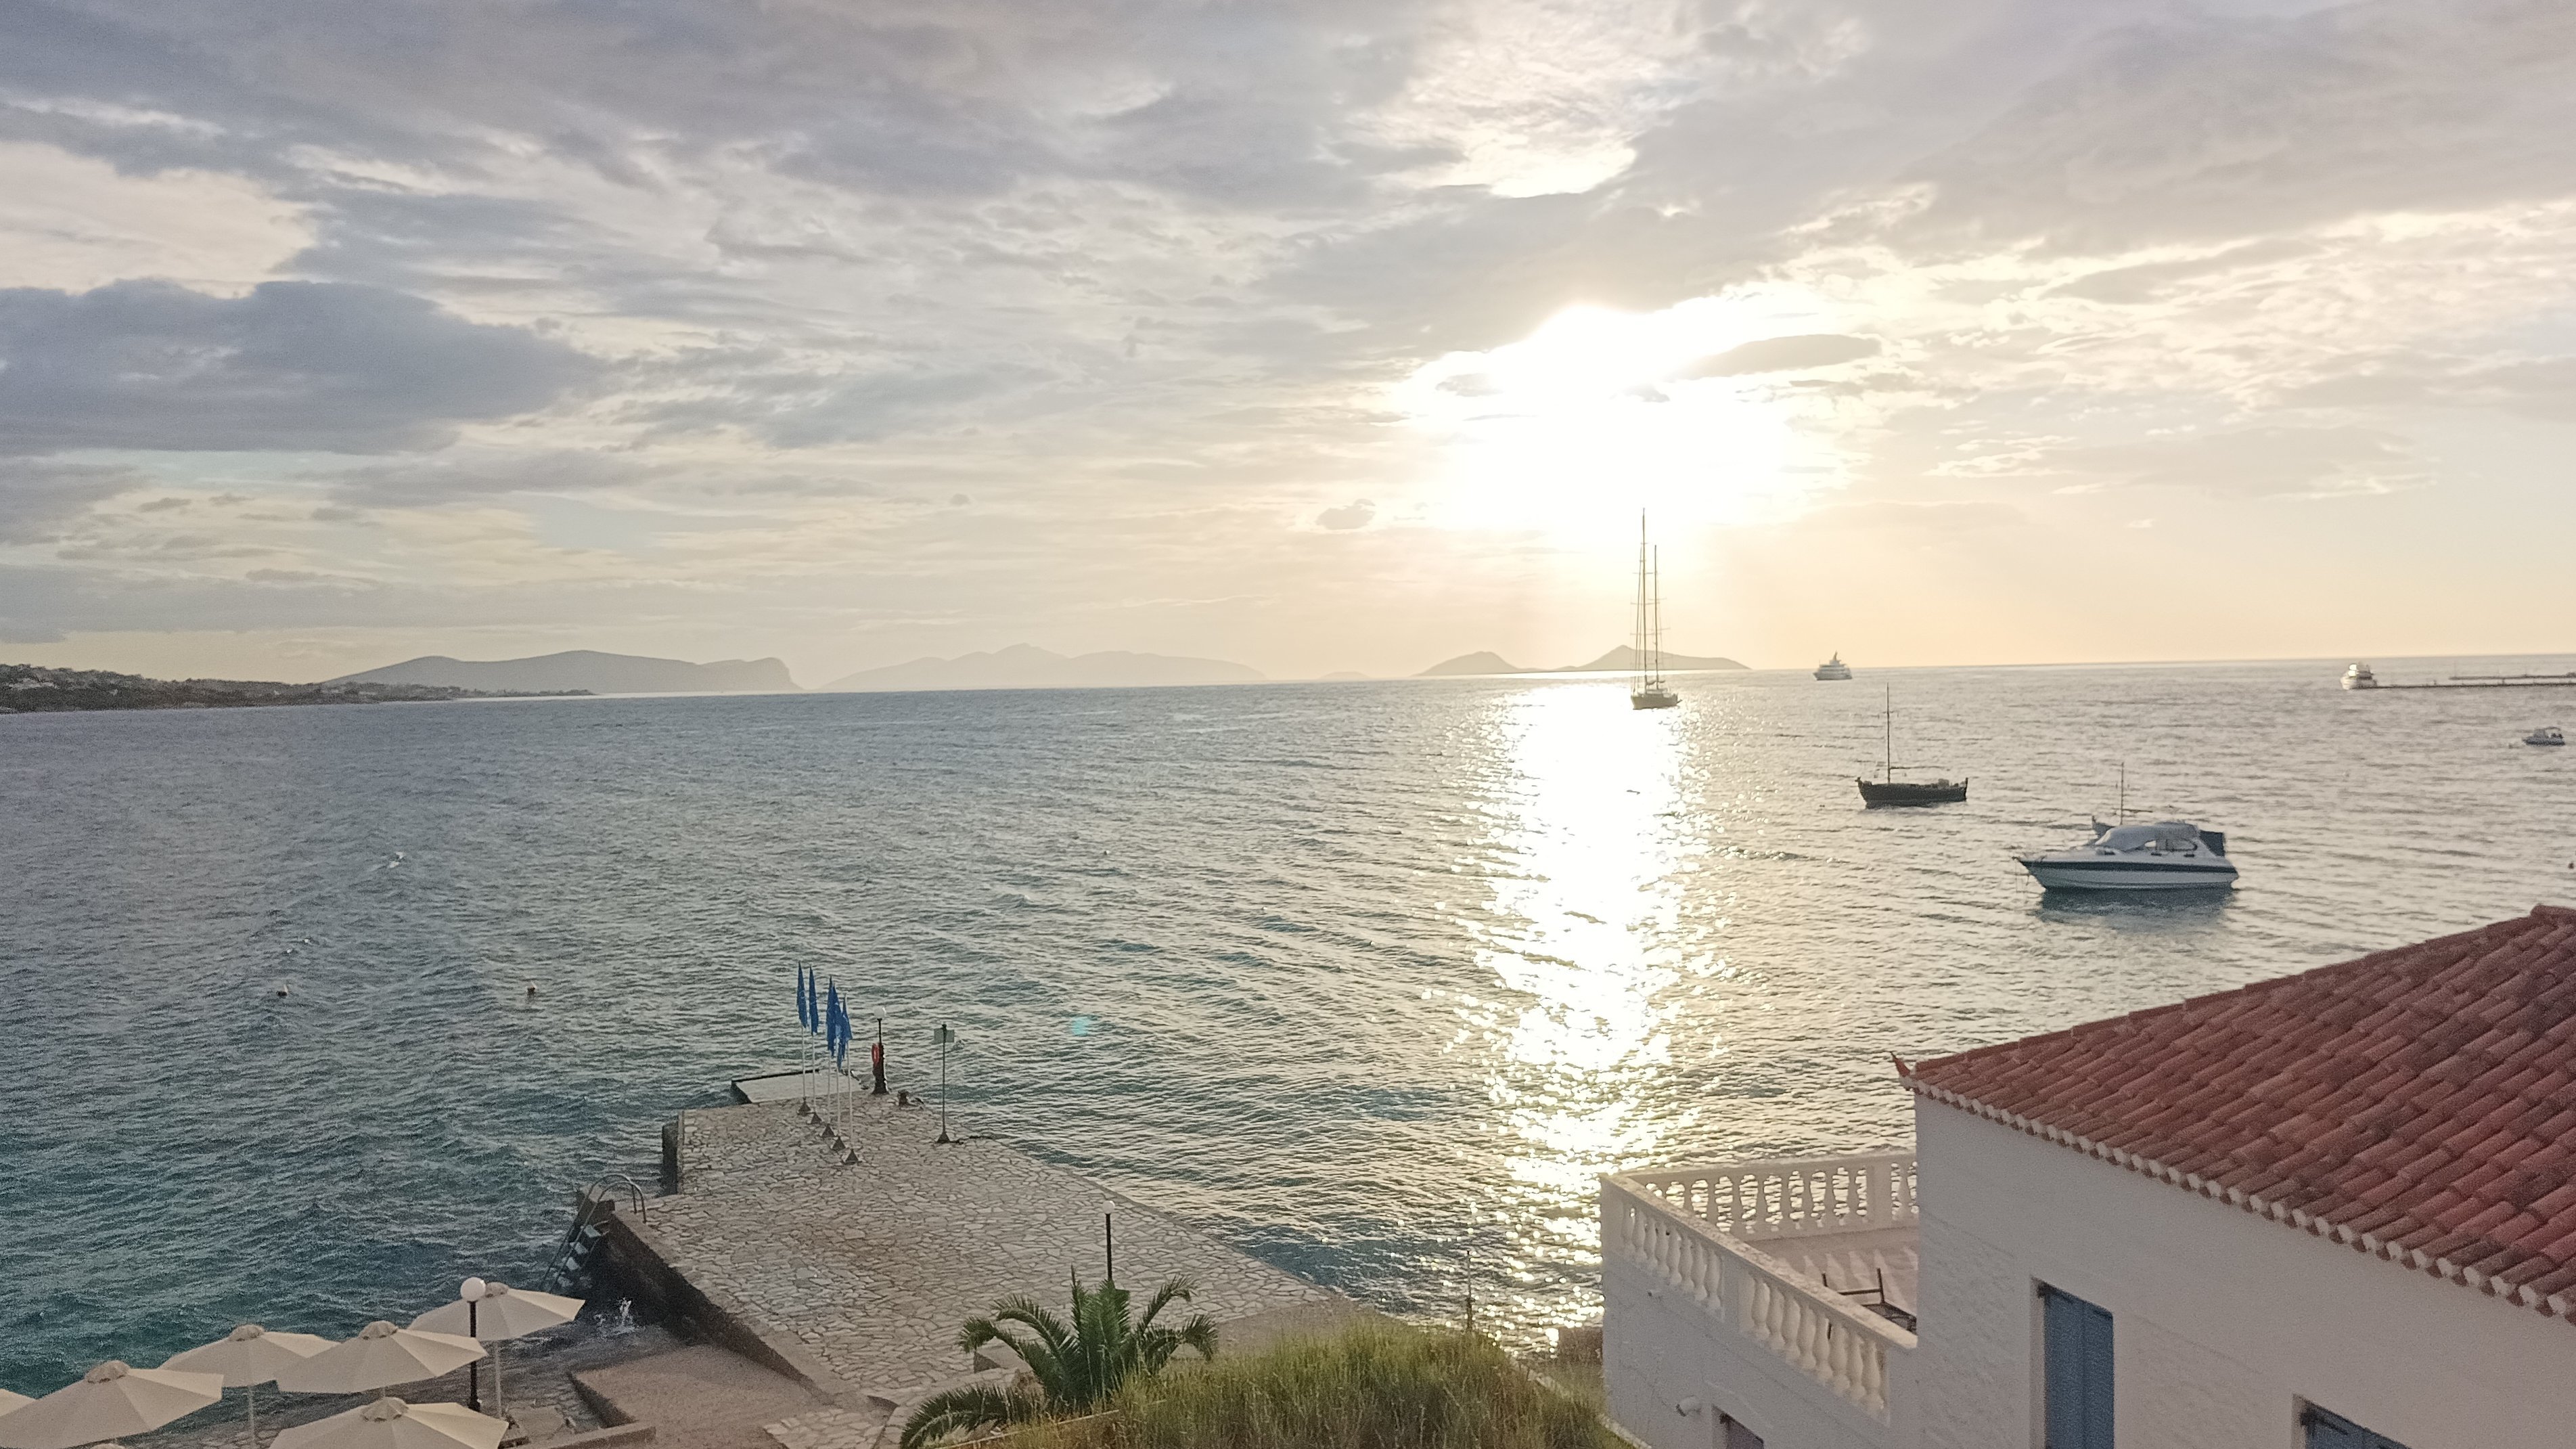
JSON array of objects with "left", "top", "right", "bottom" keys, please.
[{"left": 1, "top": 0, "right": 2572, "bottom": 685}]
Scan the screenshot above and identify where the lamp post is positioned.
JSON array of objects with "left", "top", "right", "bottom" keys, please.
[
  {"left": 460, "top": 1277, "right": 488, "bottom": 1410},
  {"left": 934, "top": 1024, "right": 954, "bottom": 1144}
]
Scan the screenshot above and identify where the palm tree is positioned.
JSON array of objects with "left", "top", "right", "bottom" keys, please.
[{"left": 899, "top": 1271, "right": 1217, "bottom": 1448}]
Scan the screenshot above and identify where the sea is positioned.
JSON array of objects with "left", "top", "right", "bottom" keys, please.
[{"left": 6, "top": 657, "right": 2574, "bottom": 1389}]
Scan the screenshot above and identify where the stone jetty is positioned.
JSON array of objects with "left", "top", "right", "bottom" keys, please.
[{"left": 591, "top": 1087, "right": 1361, "bottom": 1448}]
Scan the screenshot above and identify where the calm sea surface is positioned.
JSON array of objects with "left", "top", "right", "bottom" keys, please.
[{"left": 7, "top": 659, "right": 2575, "bottom": 1386}]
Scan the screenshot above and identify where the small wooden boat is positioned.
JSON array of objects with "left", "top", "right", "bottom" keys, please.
[{"left": 1855, "top": 687, "right": 1965, "bottom": 805}]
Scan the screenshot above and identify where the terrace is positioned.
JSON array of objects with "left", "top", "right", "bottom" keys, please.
[{"left": 1602, "top": 1152, "right": 1918, "bottom": 1448}]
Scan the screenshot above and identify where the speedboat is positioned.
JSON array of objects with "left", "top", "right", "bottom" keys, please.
[
  {"left": 1814, "top": 653, "right": 1853, "bottom": 681},
  {"left": 2342, "top": 663, "right": 2378, "bottom": 690},
  {"left": 2018, "top": 820, "right": 2237, "bottom": 891},
  {"left": 2529, "top": 726, "right": 2567, "bottom": 746}
]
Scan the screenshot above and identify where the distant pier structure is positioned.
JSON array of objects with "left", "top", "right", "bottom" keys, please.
[
  {"left": 2344, "top": 662, "right": 2576, "bottom": 691},
  {"left": 580, "top": 1087, "right": 1366, "bottom": 1447}
]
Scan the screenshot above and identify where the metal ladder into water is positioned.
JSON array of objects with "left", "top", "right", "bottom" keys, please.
[{"left": 543, "top": 1175, "right": 646, "bottom": 1294}]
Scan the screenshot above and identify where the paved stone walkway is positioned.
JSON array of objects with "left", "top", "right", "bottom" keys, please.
[{"left": 649, "top": 1096, "right": 1342, "bottom": 1447}]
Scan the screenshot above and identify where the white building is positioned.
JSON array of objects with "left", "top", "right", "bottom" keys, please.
[{"left": 1604, "top": 906, "right": 2576, "bottom": 1449}]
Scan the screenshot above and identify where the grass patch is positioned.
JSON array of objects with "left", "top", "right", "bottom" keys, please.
[{"left": 1003, "top": 1323, "right": 1620, "bottom": 1449}]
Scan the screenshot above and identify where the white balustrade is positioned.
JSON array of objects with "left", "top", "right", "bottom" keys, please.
[
  {"left": 1621, "top": 1151, "right": 1916, "bottom": 1241},
  {"left": 1604, "top": 1159, "right": 1918, "bottom": 1422}
]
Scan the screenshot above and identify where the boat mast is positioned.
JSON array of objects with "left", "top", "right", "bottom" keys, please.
[
  {"left": 1883, "top": 685, "right": 1893, "bottom": 781},
  {"left": 1635, "top": 512, "right": 1650, "bottom": 692},
  {"left": 1650, "top": 544, "right": 1665, "bottom": 687}
]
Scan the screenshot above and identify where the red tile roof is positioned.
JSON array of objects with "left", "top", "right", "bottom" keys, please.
[{"left": 1901, "top": 906, "right": 2576, "bottom": 1321}]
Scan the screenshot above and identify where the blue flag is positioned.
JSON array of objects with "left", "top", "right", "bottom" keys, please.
[
  {"left": 826, "top": 981, "right": 845, "bottom": 1061},
  {"left": 796, "top": 967, "right": 811, "bottom": 1031}
]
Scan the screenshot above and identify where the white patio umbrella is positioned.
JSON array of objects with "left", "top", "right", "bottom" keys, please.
[
  {"left": 0, "top": 1390, "right": 29, "bottom": 1417},
  {"left": 271, "top": 1398, "right": 505, "bottom": 1449},
  {"left": 272, "top": 1323, "right": 482, "bottom": 1398},
  {"left": 410, "top": 1281, "right": 581, "bottom": 1419},
  {"left": 0, "top": 1360, "right": 223, "bottom": 1449},
  {"left": 162, "top": 1324, "right": 333, "bottom": 1446}
]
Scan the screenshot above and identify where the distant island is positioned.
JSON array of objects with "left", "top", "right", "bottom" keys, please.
[
  {"left": 332, "top": 650, "right": 798, "bottom": 695},
  {"left": 1416, "top": 645, "right": 1748, "bottom": 677},
  {"left": 822, "top": 644, "right": 1261, "bottom": 692},
  {"left": 0, "top": 663, "right": 577, "bottom": 713}
]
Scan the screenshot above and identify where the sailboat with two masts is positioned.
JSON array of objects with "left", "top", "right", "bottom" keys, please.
[{"left": 1631, "top": 514, "right": 1679, "bottom": 711}]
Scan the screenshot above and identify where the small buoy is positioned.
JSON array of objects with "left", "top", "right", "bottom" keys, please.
[
  {"left": 275, "top": 986, "right": 290, "bottom": 998},
  {"left": 525, "top": 982, "right": 539, "bottom": 998}
]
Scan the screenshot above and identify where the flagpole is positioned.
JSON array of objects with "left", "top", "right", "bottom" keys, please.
[{"left": 937, "top": 1022, "right": 952, "bottom": 1145}]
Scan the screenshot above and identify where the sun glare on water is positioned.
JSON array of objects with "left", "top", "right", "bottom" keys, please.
[{"left": 1394, "top": 292, "right": 1854, "bottom": 539}]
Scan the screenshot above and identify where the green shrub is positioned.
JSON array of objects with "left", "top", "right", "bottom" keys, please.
[{"left": 1010, "top": 1323, "right": 1619, "bottom": 1449}]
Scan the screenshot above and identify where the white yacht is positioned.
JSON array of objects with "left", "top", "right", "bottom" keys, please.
[
  {"left": 1814, "top": 653, "right": 1853, "bottom": 681},
  {"left": 2018, "top": 820, "right": 2238, "bottom": 891},
  {"left": 2528, "top": 726, "right": 2566, "bottom": 747},
  {"left": 2342, "top": 662, "right": 2378, "bottom": 690}
]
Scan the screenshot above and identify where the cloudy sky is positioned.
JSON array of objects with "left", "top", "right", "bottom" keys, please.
[{"left": 3, "top": 0, "right": 2571, "bottom": 684}]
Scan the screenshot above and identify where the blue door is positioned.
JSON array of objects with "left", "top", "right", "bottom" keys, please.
[
  {"left": 2041, "top": 1286, "right": 2113, "bottom": 1449},
  {"left": 2304, "top": 1406, "right": 2411, "bottom": 1449}
]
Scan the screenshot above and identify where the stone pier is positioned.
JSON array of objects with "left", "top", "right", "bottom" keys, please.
[{"left": 593, "top": 1089, "right": 1360, "bottom": 1448}]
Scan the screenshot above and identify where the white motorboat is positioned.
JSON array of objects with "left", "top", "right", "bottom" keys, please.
[
  {"left": 2529, "top": 726, "right": 2566, "bottom": 746},
  {"left": 2019, "top": 820, "right": 2238, "bottom": 891},
  {"left": 2342, "top": 663, "right": 2378, "bottom": 690},
  {"left": 1814, "top": 653, "right": 1853, "bottom": 681}
]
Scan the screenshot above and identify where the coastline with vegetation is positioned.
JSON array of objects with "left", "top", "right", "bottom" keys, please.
[{"left": 0, "top": 662, "right": 585, "bottom": 714}]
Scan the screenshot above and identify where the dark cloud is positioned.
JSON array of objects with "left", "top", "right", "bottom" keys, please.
[
  {"left": 0, "top": 280, "right": 596, "bottom": 455},
  {"left": 1904, "top": 0, "right": 2576, "bottom": 252},
  {"left": 1681, "top": 334, "right": 1879, "bottom": 378},
  {"left": 0, "top": 460, "right": 145, "bottom": 541}
]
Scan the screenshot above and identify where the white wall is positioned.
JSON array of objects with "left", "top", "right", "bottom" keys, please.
[
  {"left": 1914, "top": 1098, "right": 2576, "bottom": 1449},
  {"left": 1605, "top": 1251, "right": 1899, "bottom": 1449}
]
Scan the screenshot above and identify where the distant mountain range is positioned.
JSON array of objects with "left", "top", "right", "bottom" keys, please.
[
  {"left": 331, "top": 650, "right": 798, "bottom": 694},
  {"left": 822, "top": 644, "right": 1263, "bottom": 692},
  {"left": 1416, "top": 646, "right": 1747, "bottom": 677}
]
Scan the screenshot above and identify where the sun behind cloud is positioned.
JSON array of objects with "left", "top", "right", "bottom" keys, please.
[{"left": 1392, "top": 293, "right": 1880, "bottom": 540}]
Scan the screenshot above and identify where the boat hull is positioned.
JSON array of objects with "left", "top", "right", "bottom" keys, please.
[
  {"left": 1631, "top": 690, "right": 1679, "bottom": 710},
  {"left": 1858, "top": 778, "right": 1966, "bottom": 805},
  {"left": 2020, "top": 857, "right": 2238, "bottom": 891}
]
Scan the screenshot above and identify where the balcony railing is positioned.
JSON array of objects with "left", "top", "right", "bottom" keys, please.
[
  {"left": 1621, "top": 1151, "right": 1917, "bottom": 1241},
  {"left": 1604, "top": 1154, "right": 1918, "bottom": 1421}
]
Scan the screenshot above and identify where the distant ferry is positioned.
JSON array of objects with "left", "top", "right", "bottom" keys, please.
[
  {"left": 2529, "top": 726, "right": 2566, "bottom": 747},
  {"left": 1814, "top": 654, "right": 1853, "bottom": 681},
  {"left": 2342, "top": 663, "right": 2378, "bottom": 690}
]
